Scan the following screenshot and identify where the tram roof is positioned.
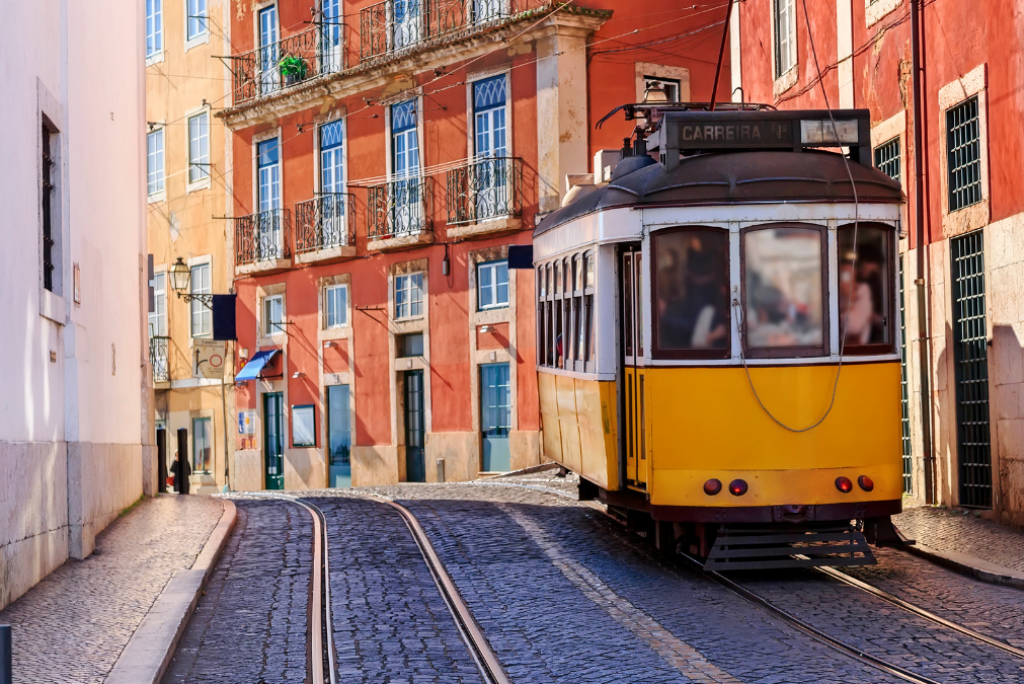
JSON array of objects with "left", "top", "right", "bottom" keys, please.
[{"left": 534, "top": 149, "right": 904, "bottom": 237}]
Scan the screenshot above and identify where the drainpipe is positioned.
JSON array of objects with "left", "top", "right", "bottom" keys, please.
[{"left": 911, "top": 0, "right": 935, "bottom": 504}]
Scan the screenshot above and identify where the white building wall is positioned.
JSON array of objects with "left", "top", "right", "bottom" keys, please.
[{"left": 0, "top": 0, "right": 151, "bottom": 610}]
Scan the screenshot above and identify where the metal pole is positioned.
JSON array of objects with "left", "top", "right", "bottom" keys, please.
[
  {"left": 709, "top": 0, "right": 735, "bottom": 111},
  {"left": 0, "top": 624, "right": 11, "bottom": 684}
]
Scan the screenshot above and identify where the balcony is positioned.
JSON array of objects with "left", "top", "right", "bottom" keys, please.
[
  {"left": 446, "top": 157, "right": 523, "bottom": 238},
  {"left": 150, "top": 336, "right": 170, "bottom": 384},
  {"left": 295, "top": 193, "right": 356, "bottom": 263},
  {"left": 229, "top": 24, "right": 345, "bottom": 106},
  {"left": 234, "top": 209, "right": 292, "bottom": 275},
  {"left": 360, "top": 0, "right": 516, "bottom": 62},
  {"left": 366, "top": 177, "right": 433, "bottom": 251}
]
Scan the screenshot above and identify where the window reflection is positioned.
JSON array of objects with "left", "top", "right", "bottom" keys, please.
[
  {"left": 654, "top": 230, "right": 730, "bottom": 352},
  {"left": 839, "top": 224, "right": 892, "bottom": 349},
  {"left": 744, "top": 227, "right": 824, "bottom": 350}
]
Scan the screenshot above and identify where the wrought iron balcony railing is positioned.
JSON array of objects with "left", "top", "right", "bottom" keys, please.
[
  {"left": 295, "top": 193, "right": 353, "bottom": 253},
  {"left": 150, "top": 336, "right": 170, "bottom": 383},
  {"left": 446, "top": 157, "right": 523, "bottom": 225},
  {"left": 229, "top": 24, "right": 345, "bottom": 105},
  {"left": 360, "top": 0, "right": 516, "bottom": 61},
  {"left": 367, "top": 176, "right": 431, "bottom": 240},
  {"left": 235, "top": 209, "right": 291, "bottom": 265}
]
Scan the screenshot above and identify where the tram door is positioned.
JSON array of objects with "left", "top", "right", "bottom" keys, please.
[{"left": 621, "top": 246, "right": 648, "bottom": 490}]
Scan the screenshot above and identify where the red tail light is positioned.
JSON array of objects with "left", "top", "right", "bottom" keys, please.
[
  {"left": 703, "top": 479, "right": 722, "bottom": 495},
  {"left": 729, "top": 479, "right": 748, "bottom": 496},
  {"left": 858, "top": 475, "right": 874, "bottom": 492},
  {"left": 835, "top": 476, "right": 853, "bottom": 493}
]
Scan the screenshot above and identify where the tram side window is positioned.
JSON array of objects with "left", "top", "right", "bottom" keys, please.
[
  {"left": 743, "top": 225, "right": 826, "bottom": 356},
  {"left": 838, "top": 223, "right": 893, "bottom": 352},
  {"left": 583, "top": 251, "right": 595, "bottom": 365},
  {"left": 653, "top": 229, "right": 730, "bottom": 356}
]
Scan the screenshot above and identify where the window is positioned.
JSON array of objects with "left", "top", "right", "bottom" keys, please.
[
  {"left": 743, "top": 225, "right": 826, "bottom": 357},
  {"left": 263, "top": 294, "right": 284, "bottom": 336},
  {"left": 473, "top": 76, "right": 507, "bottom": 159},
  {"left": 391, "top": 100, "right": 419, "bottom": 178},
  {"left": 393, "top": 0, "right": 422, "bottom": 49},
  {"left": 583, "top": 252, "right": 595, "bottom": 364},
  {"left": 258, "top": 6, "right": 280, "bottom": 93},
  {"left": 644, "top": 76, "right": 681, "bottom": 103},
  {"left": 149, "top": 272, "right": 167, "bottom": 337},
  {"left": 773, "top": 0, "right": 796, "bottom": 78},
  {"left": 258, "top": 138, "right": 282, "bottom": 211},
  {"left": 536, "top": 252, "right": 596, "bottom": 370},
  {"left": 838, "top": 223, "right": 894, "bottom": 353},
  {"left": 324, "top": 284, "right": 348, "bottom": 328},
  {"left": 472, "top": 0, "right": 506, "bottom": 22},
  {"left": 320, "top": 121, "right": 344, "bottom": 194},
  {"left": 41, "top": 118, "right": 58, "bottom": 293},
  {"left": 322, "top": 0, "right": 343, "bottom": 71},
  {"left": 190, "top": 263, "right": 211, "bottom": 337},
  {"left": 292, "top": 405, "right": 316, "bottom": 447},
  {"left": 327, "top": 385, "right": 351, "bottom": 467},
  {"left": 874, "top": 137, "right": 900, "bottom": 183},
  {"left": 947, "top": 96, "right": 981, "bottom": 212},
  {"left": 477, "top": 260, "right": 509, "bottom": 310},
  {"left": 653, "top": 229, "right": 730, "bottom": 357},
  {"left": 192, "top": 417, "right": 212, "bottom": 472},
  {"left": 397, "top": 332, "right": 424, "bottom": 357},
  {"left": 147, "top": 129, "right": 165, "bottom": 197},
  {"left": 146, "top": 0, "right": 163, "bottom": 58},
  {"left": 188, "top": 112, "right": 210, "bottom": 184},
  {"left": 187, "top": 0, "right": 208, "bottom": 42},
  {"left": 395, "top": 273, "right": 424, "bottom": 319}
]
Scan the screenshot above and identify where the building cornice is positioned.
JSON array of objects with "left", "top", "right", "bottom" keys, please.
[{"left": 217, "top": 2, "right": 612, "bottom": 130}]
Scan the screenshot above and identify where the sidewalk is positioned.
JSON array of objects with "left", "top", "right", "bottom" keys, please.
[
  {"left": 893, "top": 504, "right": 1024, "bottom": 588},
  {"left": 0, "top": 494, "right": 227, "bottom": 684}
]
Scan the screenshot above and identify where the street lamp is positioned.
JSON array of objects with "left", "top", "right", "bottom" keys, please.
[{"left": 168, "top": 256, "right": 212, "bottom": 308}]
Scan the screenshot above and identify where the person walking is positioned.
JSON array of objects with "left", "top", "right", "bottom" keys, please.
[{"left": 170, "top": 451, "right": 191, "bottom": 495}]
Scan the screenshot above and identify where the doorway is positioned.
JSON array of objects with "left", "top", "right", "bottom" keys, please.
[
  {"left": 404, "top": 370, "right": 425, "bottom": 482},
  {"left": 327, "top": 384, "right": 351, "bottom": 488},
  {"left": 263, "top": 392, "right": 285, "bottom": 490},
  {"left": 480, "top": 363, "right": 511, "bottom": 472},
  {"left": 621, "top": 245, "right": 647, "bottom": 490}
]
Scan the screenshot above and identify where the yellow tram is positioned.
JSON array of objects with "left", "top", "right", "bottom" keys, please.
[{"left": 534, "top": 105, "right": 905, "bottom": 569}]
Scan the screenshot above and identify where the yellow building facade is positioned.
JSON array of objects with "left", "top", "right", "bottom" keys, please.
[{"left": 146, "top": 0, "right": 233, "bottom": 493}]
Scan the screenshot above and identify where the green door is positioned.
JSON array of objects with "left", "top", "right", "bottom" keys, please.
[
  {"left": 481, "top": 363, "right": 511, "bottom": 472},
  {"left": 264, "top": 392, "right": 285, "bottom": 490},
  {"left": 327, "top": 384, "right": 351, "bottom": 488},
  {"left": 405, "top": 370, "right": 425, "bottom": 482}
]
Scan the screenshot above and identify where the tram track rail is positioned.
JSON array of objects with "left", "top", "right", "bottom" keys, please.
[{"left": 481, "top": 479, "right": 1024, "bottom": 684}]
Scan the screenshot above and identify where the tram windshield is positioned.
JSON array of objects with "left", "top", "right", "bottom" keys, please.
[{"left": 653, "top": 229, "right": 730, "bottom": 355}]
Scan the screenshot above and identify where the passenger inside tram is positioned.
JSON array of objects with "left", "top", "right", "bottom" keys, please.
[
  {"left": 839, "top": 225, "right": 891, "bottom": 348},
  {"left": 655, "top": 230, "right": 730, "bottom": 350}
]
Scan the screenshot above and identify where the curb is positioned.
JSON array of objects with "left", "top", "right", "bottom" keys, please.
[
  {"left": 103, "top": 499, "right": 238, "bottom": 684},
  {"left": 903, "top": 541, "right": 1024, "bottom": 591}
]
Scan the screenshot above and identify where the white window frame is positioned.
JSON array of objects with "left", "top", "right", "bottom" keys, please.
[
  {"left": 146, "top": 0, "right": 164, "bottom": 64},
  {"left": 772, "top": 0, "right": 798, "bottom": 93},
  {"left": 150, "top": 271, "right": 167, "bottom": 337},
  {"left": 185, "top": 0, "right": 210, "bottom": 49},
  {"left": 477, "top": 260, "right": 509, "bottom": 310},
  {"left": 263, "top": 294, "right": 285, "bottom": 337},
  {"left": 189, "top": 261, "right": 212, "bottom": 338},
  {"left": 394, "top": 272, "right": 424, "bottom": 320},
  {"left": 187, "top": 108, "right": 211, "bottom": 191},
  {"left": 318, "top": 118, "right": 346, "bottom": 195},
  {"left": 643, "top": 75, "right": 681, "bottom": 103},
  {"left": 324, "top": 283, "right": 349, "bottom": 329},
  {"left": 147, "top": 127, "right": 166, "bottom": 201}
]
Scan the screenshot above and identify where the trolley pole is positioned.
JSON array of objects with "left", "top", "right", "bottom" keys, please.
[{"left": 0, "top": 624, "right": 11, "bottom": 684}]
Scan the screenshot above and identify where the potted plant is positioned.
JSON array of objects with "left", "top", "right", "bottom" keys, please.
[{"left": 279, "top": 55, "right": 308, "bottom": 85}]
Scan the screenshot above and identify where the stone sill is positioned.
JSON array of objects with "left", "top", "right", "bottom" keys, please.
[
  {"left": 235, "top": 257, "right": 292, "bottom": 277},
  {"left": 366, "top": 230, "right": 434, "bottom": 252},
  {"left": 154, "top": 381, "right": 171, "bottom": 391},
  {"left": 447, "top": 215, "right": 522, "bottom": 239},
  {"left": 295, "top": 244, "right": 357, "bottom": 265}
]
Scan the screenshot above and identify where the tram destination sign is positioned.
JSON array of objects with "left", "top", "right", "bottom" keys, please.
[{"left": 661, "top": 109, "right": 869, "bottom": 151}]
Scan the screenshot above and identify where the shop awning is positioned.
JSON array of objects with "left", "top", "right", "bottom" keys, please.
[{"left": 234, "top": 350, "right": 279, "bottom": 382}]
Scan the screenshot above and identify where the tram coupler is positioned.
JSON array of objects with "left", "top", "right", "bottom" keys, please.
[{"left": 863, "top": 516, "right": 915, "bottom": 547}]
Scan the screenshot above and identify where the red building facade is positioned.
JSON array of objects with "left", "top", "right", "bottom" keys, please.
[
  {"left": 221, "top": 0, "right": 733, "bottom": 489},
  {"left": 733, "top": 0, "right": 1024, "bottom": 524}
]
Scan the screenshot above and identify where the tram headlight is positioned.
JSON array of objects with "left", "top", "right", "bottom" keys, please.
[
  {"left": 703, "top": 479, "right": 722, "bottom": 496},
  {"left": 858, "top": 475, "right": 874, "bottom": 492},
  {"left": 728, "top": 479, "right": 748, "bottom": 496},
  {"left": 835, "top": 476, "right": 853, "bottom": 493}
]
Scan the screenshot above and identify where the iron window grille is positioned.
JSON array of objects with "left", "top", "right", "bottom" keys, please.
[
  {"left": 150, "top": 336, "right": 170, "bottom": 383},
  {"left": 227, "top": 24, "right": 346, "bottom": 105},
  {"left": 234, "top": 209, "right": 291, "bottom": 265},
  {"left": 367, "top": 177, "right": 431, "bottom": 240},
  {"left": 41, "top": 118, "right": 57, "bottom": 292},
  {"left": 947, "top": 96, "right": 982, "bottom": 212},
  {"left": 295, "top": 194, "right": 352, "bottom": 253},
  {"left": 874, "top": 137, "right": 900, "bottom": 183},
  {"left": 951, "top": 231, "right": 992, "bottom": 509},
  {"left": 446, "top": 158, "right": 522, "bottom": 225}
]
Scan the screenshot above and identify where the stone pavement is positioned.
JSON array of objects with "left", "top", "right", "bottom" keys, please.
[
  {"left": 0, "top": 494, "right": 224, "bottom": 684},
  {"left": 894, "top": 504, "right": 1024, "bottom": 575},
  {"left": 161, "top": 500, "right": 311, "bottom": 684}
]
